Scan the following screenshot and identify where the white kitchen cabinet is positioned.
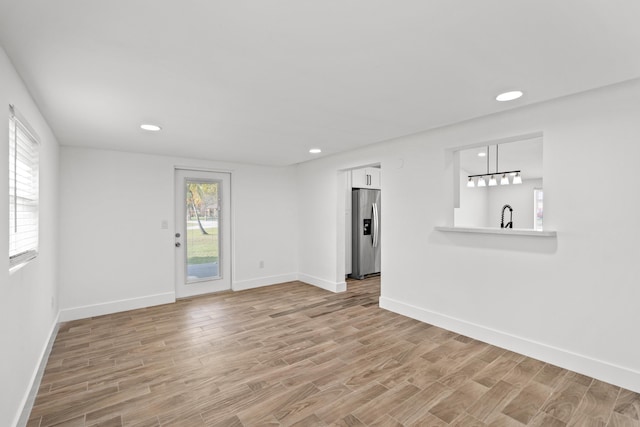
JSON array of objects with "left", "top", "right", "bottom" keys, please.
[{"left": 351, "top": 167, "right": 381, "bottom": 189}]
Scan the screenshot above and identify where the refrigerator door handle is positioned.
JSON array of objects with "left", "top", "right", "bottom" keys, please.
[{"left": 372, "top": 202, "right": 379, "bottom": 248}]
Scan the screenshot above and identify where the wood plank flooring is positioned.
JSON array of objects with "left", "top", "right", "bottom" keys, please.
[{"left": 27, "top": 277, "right": 640, "bottom": 426}]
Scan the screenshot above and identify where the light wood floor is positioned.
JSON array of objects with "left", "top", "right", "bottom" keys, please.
[{"left": 28, "top": 277, "right": 640, "bottom": 426}]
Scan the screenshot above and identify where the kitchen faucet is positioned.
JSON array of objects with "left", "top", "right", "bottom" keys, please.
[{"left": 501, "top": 204, "right": 513, "bottom": 229}]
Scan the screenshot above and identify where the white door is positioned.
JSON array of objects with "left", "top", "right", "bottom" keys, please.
[{"left": 175, "top": 169, "right": 231, "bottom": 298}]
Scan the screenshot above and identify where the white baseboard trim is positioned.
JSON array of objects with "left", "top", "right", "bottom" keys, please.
[
  {"left": 15, "top": 312, "right": 60, "bottom": 427},
  {"left": 233, "top": 273, "right": 299, "bottom": 291},
  {"left": 59, "top": 292, "right": 176, "bottom": 322},
  {"left": 298, "top": 273, "right": 346, "bottom": 293},
  {"left": 379, "top": 296, "right": 640, "bottom": 393}
]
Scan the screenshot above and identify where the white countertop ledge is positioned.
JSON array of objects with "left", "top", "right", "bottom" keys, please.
[{"left": 435, "top": 226, "right": 557, "bottom": 237}]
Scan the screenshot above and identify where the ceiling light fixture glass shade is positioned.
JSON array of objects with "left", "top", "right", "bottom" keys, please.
[
  {"left": 309, "top": 148, "right": 322, "bottom": 154},
  {"left": 496, "top": 90, "right": 524, "bottom": 102},
  {"left": 513, "top": 172, "right": 522, "bottom": 184},
  {"left": 477, "top": 152, "right": 486, "bottom": 157},
  {"left": 477, "top": 177, "right": 486, "bottom": 187},
  {"left": 467, "top": 177, "right": 475, "bottom": 187},
  {"left": 500, "top": 174, "right": 509, "bottom": 185},
  {"left": 488, "top": 175, "right": 497, "bottom": 186}
]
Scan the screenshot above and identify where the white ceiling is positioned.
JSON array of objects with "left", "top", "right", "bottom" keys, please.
[{"left": 1, "top": 1, "right": 639, "bottom": 166}]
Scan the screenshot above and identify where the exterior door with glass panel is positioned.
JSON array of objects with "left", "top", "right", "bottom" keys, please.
[{"left": 175, "top": 169, "right": 231, "bottom": 297}]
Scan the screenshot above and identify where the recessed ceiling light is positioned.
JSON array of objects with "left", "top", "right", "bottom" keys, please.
[
  {"left": 309, "top": 148, "right": 322, "bottom": 154},
  {"left": 496, "top": 91, "right": 523, "bottom": 102},
  {"left": 477, "top": 152, "right": 486, "bottom": 157},
  {"left": 140, "top": 124, "right": 162, "bottom": 131}
]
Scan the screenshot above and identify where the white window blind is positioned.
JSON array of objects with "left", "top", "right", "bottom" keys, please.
[{"left": 9, "top": 105, "right": 39, "bottom": 269}]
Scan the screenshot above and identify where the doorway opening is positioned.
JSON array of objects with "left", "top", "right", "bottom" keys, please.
[{"left": 339, "top": 164, "right": 382, "bottom": 295}]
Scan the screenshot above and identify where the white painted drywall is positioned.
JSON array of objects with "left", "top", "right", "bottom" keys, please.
[
  {"left": 0, "top": 47, "right": 60, "bottom": 427},
  {"left": 296, "top": 78, "right": 640, "bottom": 392},
  {"left": 59, "top": 147, "right": 298, "bottom": 319},
  {"left": 455, "top": 169, "right": 489, "bottom": 227},
  {"left": 231, "top": 162, "right": 299, "bottom": 289}
]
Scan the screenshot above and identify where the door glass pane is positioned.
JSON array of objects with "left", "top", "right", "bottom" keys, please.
[{"left": 185, "top": 180, "right": 220, "bottom": 282}]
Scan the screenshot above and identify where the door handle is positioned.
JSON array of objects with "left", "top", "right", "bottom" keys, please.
[
  {"left": 175, "top": 242, "right": 181, "bottom": 248},
  {"left": 372, "top": 203, "right": 379, "bottom": 248}
]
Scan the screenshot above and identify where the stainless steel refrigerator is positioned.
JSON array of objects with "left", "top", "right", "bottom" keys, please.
[{"left": 350, "top": 188, "right": 381, "bottom": 279}]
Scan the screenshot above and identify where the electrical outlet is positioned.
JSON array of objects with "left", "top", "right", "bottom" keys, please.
[{"left": 259, "top": 260, "right": 264, "bottom": 268}]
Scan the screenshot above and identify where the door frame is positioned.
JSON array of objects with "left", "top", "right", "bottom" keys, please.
[{"left": 174, "top": 166, "right": 234, "bottom": 297}]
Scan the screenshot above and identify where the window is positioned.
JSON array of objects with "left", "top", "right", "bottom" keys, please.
[
  {"left": 454, "top": 135, "right": 543, "bottom": 229},
  {"left": 9, "top": 105, "right": 39, "bottom": 269}
]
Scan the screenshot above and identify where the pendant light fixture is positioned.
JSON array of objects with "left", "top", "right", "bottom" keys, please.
[
  {"left": 513, "top": 172, "right": 522, "bottom": 184},
  {"left": 467, "top": 144, "right": 522, "bottom": 187}
]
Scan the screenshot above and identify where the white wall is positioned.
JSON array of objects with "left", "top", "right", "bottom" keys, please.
[
  {"left": 59, "top": 147, "right": 298, "bottom": 320},
  {"left": 296, "top": 78, "right": 640, "bottom": 392},
  {"left": 0, "top": 47, "right": 60, "bottom": 427},
  {"left": 455, "top": 168, "right": 489, "bottom": 227}
]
